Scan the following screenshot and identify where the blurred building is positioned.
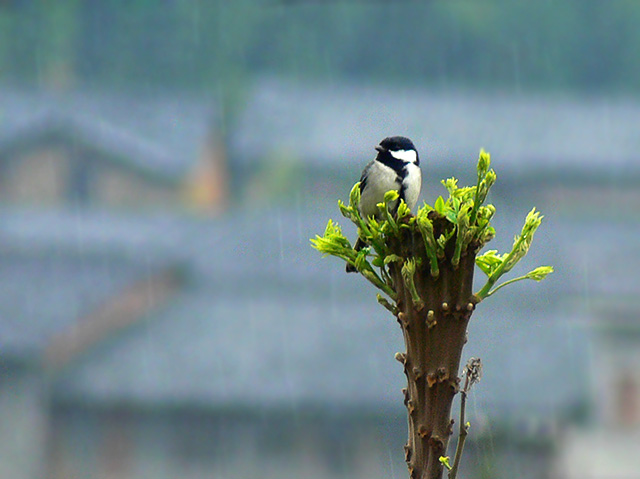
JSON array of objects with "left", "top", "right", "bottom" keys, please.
[
  {"left": 0, "top": 79, "right": 639, "bottom": 479},
  {"left": 0, "top": 89, "right": 226, "bottom": 212},
  {"left": 553, "top": 305, "right": 640, "bottom": 478}
]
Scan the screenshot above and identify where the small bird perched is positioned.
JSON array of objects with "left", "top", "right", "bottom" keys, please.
[{"left": 346, "top": 136, "right": 422, "bottom": 272}]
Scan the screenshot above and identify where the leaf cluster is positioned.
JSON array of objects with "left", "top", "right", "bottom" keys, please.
[{"left": 311, "top": 149, "right": 553, "bottom": 305}]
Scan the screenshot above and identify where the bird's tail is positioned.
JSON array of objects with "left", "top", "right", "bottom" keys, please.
[{"left": 345, "top": 237, "right": 365, "bottom": 273}]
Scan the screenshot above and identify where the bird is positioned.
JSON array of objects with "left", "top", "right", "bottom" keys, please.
[{"left": 346, "top": 136, "right": 422, "bottom": 273}]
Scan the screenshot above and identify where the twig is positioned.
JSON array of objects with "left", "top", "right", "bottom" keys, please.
[
  {"left": 448, "top": 382, "right": 469, "bottom": 479},
  {"left": 449, "top": 358, "right": 482, "bottom": 479}
]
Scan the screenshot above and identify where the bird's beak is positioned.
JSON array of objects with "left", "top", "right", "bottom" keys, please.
[{"left": 375, "top": 145, "right": 385, "bottom": 153}]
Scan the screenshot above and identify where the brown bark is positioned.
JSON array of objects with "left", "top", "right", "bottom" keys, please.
[{"left": 390, "top": 213, "right": 479, "bottom": 479}]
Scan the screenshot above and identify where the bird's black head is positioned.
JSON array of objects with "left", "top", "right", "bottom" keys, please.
[{"left": 375, "top": 136, "right": 419, "bottom": 166}]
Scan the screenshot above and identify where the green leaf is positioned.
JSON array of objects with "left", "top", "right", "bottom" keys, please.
[
  {"left": 434, "top": 195, "right": 445, "bottom": 215},
  {"left": 450, "top": 196, "right": 460, "bottom": 212},
  {"left": 445, "top": 208, "right": 458, "bottom": 224},
  {"left": 475, "top": 250, "right": 506, "bottom": 276}
]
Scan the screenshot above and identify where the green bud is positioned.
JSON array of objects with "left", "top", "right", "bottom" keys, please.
[
  {"left": 384, "top": 254, "right": 403, "bottom": 264},
  {"left": 437, "top": 233, "right": 448, "bottom": 251},
  {"left": 507, "top": 208, "right": 543, "bottom": 266},
  {"left": 384, "top": 189, "right": 400, "bottom": 203},
  {"left": 325, "top": 219, "right": 339, "bottom": 236},
  {"left": 349, "top": 182, "right": 361, "bottom": 209},
  {"left": 396, "top": 200, "right": 411, "bottom": 219},
  {"left": 478, "top": 204, "right": 496, "bottom": 220},
  {"left": 524, "top": 207, "right": 543, "bottom": 232},
  {"left": 478, "top": 149, "right": 491, "bottom": 176},
  {"left": 485, "top": 169, "right": 497, "bottom": 188},
  {"left": 480, "top": 226, "right": 496, "bottom": 243},
  {"left": 439, "top": 456, "right": 452, "bottom": 471},
  {"left": 377, "top": 294, "right": 398, "bottom": 315},
  {"left": 401, "top": 258, "right": 424, "bottom": 309},
  {"left": 417, "top": 202, "right": 433, "bottom": 215},
  {"left": 459, "top": 185, "right": 476, "bottom": 200},
  {"left": 457, "top": 205, "right": 470, "bottom": 227},
  {"left": 442, "top": 177, "right": 458, "bottom": 194},
  {"left": 354, "top": 249, "right": 369, "bottom": 271},
  {"left": 338, "top": 200, "right": 352, "bottom": 220},
  {"left": 525, "top": 266, "right": 554, "bottom": 281},
  {"left": 417, "top": 214, "right": 434, "bottom": 234}
]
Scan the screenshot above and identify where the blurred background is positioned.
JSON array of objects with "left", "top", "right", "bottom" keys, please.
[{"left": 0, "top": 1, "right": 639, "bottom": 478}]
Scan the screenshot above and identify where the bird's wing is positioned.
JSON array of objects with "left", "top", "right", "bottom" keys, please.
[{"left": 359, "top": 160, "right": 375, "bottom": 192}]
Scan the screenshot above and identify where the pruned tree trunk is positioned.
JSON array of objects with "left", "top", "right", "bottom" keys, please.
[
  {"left": 312, "top": 150, "right": 553, "bottom": 479},
  {"left": 389, "top": 213, "right": 479, "bottom": 479}
]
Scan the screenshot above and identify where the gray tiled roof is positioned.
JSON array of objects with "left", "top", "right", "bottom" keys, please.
[
  {"left": 0, "top": 247, "right": 169, "bottom": 360},
  {"left": 231, "top": 78, "right": 640, "bottom": 178},
  {"left": 0, "top": 206, "right": 187, "bottom": 362},
  {"left": 31, "top": 203, "right": 635, "bottom": 421},
  {"left": 0, "top": 88, "right": 214, "bottom": 180},
  {"left": 52, "top": 286, "right": 590, "bottom": 422}
]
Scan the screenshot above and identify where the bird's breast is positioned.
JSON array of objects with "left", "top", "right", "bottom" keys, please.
[{"left": 402, "top": 163, "right": 422, "bottom": 210}]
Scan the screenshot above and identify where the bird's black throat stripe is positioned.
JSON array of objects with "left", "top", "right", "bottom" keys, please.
[{"left": 376, "top": 150, "right": 407, "bottom": 173}]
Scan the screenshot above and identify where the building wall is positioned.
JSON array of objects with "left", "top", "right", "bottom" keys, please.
[
  {"left": 94, "top": 164, "right": 179, "bottom": 209},
  {"left": 47, "top": 407, "right": 410, "bottom": 479},
  {"left": 0, "top": 143, "right": 181, "bottom": 209},
  {"left": 592, "top": 331, "right": 640, "bottom": 428},
  {"left": 47, "top": 406, "right": 553, "bottom": 479},
  {"left": 0, "top": 364, "right": 49, "bottom": 479},
  {"left": 1, "top": 147, "right": 70, "bottom": 205}
]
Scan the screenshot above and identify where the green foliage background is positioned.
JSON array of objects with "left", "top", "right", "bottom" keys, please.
[{"left": 1, "top": 0, "right": 639, "bottom": 94}]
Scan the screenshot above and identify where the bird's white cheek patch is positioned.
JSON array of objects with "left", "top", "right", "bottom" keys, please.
[{"left": 390, "top": 149, "right": 417, "bottom": 164}]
